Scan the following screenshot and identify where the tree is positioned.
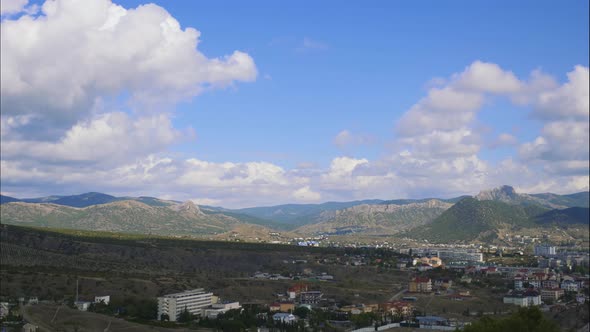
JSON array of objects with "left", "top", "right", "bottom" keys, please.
[
  {"left": 293, "top": 306, "right": 310, "bottom": 319},
  {"left": 178, "top": 306, "right": 192, "bottom": 323},
  {"left": 463, "top": 306, "right": 559, "bottom": 332}
]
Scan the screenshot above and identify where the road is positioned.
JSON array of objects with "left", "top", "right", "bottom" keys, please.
[
  {"left": 389, "top": 287, "right": 408, "bottom": 301},
  {"left": 21, "top": 304, "right": 55, "bottom": 332}
]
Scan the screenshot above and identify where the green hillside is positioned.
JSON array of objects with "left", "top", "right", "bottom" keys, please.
[{"left": 408, "top": 197, "right": 548, "bottom": 243}]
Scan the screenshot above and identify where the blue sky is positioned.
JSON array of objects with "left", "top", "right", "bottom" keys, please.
[
  {"left": 1, "top": 0, "right": 588, "bottom": 207},
  {"left": 138, "top": 0, "right": 589, "bottom": 167}
]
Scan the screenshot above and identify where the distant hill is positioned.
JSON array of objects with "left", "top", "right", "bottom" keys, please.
[
  {"left": 534, "top": 207, "right": 590, "bottom": 225},
  {"left": 407, "top": 197, "right": 549, "bottom": 243},
  {"left": 296, "top": 199, "right": 452, "bottom": 235},
  {"left": 2, "top": 192, "right": 177, "bottom": 208},
  {"left": 233, "top": 200, "right": 384, "bottom": 229},
  {"left": 476, "top": 185, "right": 589, "bottom": 209},
  {"left": 49, "top": 192, "right": 119, "bottom": 207},
  {"left": 530, "top": 192, "right": 589, "bottom": 209},
  {"left": 0, "top": 200, "right": 246, "bottom": 236},
  {"left": 0, "top": 195, "right": 20, "bottom": 204}
]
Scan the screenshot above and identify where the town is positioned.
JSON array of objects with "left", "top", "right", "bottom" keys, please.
[{"left": 2, "top": 237, "right": 588, "bottom": 331}]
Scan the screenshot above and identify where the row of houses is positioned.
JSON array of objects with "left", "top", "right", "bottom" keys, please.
[{"left": 408, "top": 277, "right": 452, "bottom": 293}]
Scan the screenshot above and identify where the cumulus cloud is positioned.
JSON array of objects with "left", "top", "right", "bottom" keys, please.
[
  {"left": 519, "top": 66, "right": 589, "bottom": 176},
  {"left": 0, "top": 0, "right": 28, "bottom": 14},
  {"left": 2, "top": 112, "right": 188, "bottom": 167},
  {"left": 292, "top": 186, "right": 322, "bottom": 202},
  {"left": 1, "top": 0, "right": 257, "bottom": 137}
]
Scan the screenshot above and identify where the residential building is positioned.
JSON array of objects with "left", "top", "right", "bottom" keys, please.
[
  {"left": 542, "top": 280, "right": 559, "bottom": 289},
  {"left": 300, "top": 291, "right": 323, "bottom": 304},
  {"left": 157, "top": 288, "right": 213, "bottom": 322},
  {"left": 94, "top": 295, "right": 110, "bottom": 305},
  {"left": 561, "top": 280, "right": 579, "bottom": 292},
  {"left": 409, "top": 277, "right": 432, "bottom": 293},
  {"left": 279, "top": 302, "right": 295, "bottom": 312},
  {"left": 287, "top": 284, "right": 308, "bottom": 299},
  {"left": 541, "top": 289, "right": 564, "bottom": 302},
  {"left": 434, "top": 279, "right": 452, "bottom": 289},
  {"left": 534, "top": 245, "right": 557, "bottom": 257},
  {"left": 75, "top": 301, "right": 91, "bottom": 311},
  {"left": 202, "top": 302, "right": 241, "bottom": 319},
  {"left": 503, "top": 290, "right": 541, "bottom": 307},
  {"left": 269, "top": 303, "right": 281, "bottom": 312},
  {"left": 23, "top": 323, "right": 38, "bottom": 332},
  {"left": 0, "top": 302, "right": 9, "bottom": 319},
  {"left": 379, "top": 301, "right": 414, "bottom": 318},
  {"left": 273, "top": 313, "right": 297, "bottom": 323}
]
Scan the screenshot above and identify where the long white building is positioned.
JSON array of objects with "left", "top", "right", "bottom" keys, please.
[{"left": 158, "top": 288, "right": 213, "bottom": 321}]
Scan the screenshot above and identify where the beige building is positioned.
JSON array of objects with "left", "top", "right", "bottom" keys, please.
[{"left": 158, "top": 288, "right": 213, "bottom": 321}]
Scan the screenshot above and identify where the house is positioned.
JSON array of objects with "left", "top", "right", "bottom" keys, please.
[
  {"left": 94, "top": 295, "right": 110, "bottom": 305},
  {"left": 287, "top": 284, "right": 308, "bottom": 299},
  {"left": 279, "top": 302, "right": 295, "bottom": 312},
  {"left": 273, "top": 313, "right": 297, "bottom": 323},
  {"left": 0, "top": 302, "right": 9, "bottom": 319},
  {"left": 409, "top": 277, "right": 432, "bottom": 293},
  {"left": 514, "top": 277, "right": 525, "bottom": 290},
  {"left": 379, "top": 301, "right": 413, "bottom": 318},
  {"left": 416, "top": 316, "right": 450, "bottom": 327},
  {"left": 419, "top": 256, "right": 442, "bottom": 268},
  {"left": 485, "top": 267, "right": 499, "bottom": 275},
  {"left": 503, "top": 290, "right": 541, "bottom": 307},
  {"left": 540, "top": 288, "right": 564, "bottom": 302},
  {"left": 460, "top": 275, "right": 472, "bottom": 284},
  {"left": 542, "top": 280, "right": 559, "bottom": 289},
  {"left": 561, "top": 280, "right": 579, "bottom": 292},
  {"left": 269, "top": 303, "right": 281, "bottom": 312},
  {"left": 434, "top": 278, "right": 452, "bottom": 289},
  {"left": 75, "top": 301, "right": 92, "bottom": 311},
  {"left": 23, "top": 323, "right": 38, "bottom": 332},
  {"left": 202, "top": 302, "right": 241, "bottom": 319},
  {"left": 300, "top": 291, "right": 323, "bottom": 304}
]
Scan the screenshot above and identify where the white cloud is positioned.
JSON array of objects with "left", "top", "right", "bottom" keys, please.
[
  {"left": 453, "top": 61, "right": 523, "bottom": 94},
  {"left": 333, "top": 130, "right": 374, "bottom": 148},
  {"left": 519, "top": 66, "right": 589, "bottom": 177},
  {"left": 1, "top": 112, "right": 185, "bottom": 166},
  {"left": 534, "top": 65, "right": 589, "bottom": 120},
  {"left": 292, "top": 186, "right": 321, "bottom": 202},
  {"left": 1, "top": 0, "right": 256, "bottom": 137},
  {"left": 489, "top": 133, "right": 518, "bottom": 148},
  {"left": 0, "top": 0, "right": 28, "bottom": 14}
]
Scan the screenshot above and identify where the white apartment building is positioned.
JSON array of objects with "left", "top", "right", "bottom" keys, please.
[
  {"left": 534, "top": 245, "right": 556, "bottom": 257},
  {"left": 158, "top": 288, "right": 213, "bottom": 321}
]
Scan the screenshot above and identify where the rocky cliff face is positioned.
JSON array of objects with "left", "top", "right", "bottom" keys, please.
[{"left": 296, "top": 200, "right": 453, "bottom": 235}]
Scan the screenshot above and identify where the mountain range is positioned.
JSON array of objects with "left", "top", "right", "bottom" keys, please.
[{"left": 1, "top": 186, "right": 588, "bottom": 243}]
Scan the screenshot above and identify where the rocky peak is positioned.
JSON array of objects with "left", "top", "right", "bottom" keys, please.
[
  {"left": 174, "top": 201, "right": 202, "bottom": 215},
  {"left": 476, "top": 185, "right": 519, "bottom": 202}
]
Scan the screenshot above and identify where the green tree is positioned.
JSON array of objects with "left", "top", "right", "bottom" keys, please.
[
  {"left": 178, "top": 306, "right": 192, "bottom": 323},
  {"left": 293, "top": 306, "right": 310, "bottom": 319},
  {"left": 463, "top": 306, "right": 559, "bottom": 332}
]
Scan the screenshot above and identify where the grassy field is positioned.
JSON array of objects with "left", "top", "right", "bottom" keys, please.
[{"left": 21, "top": 303, "right": 212, "bottom": 332}]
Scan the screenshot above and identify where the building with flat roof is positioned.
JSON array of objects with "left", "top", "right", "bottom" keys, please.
[
  {"left": 534, "top": 245, "right": 557, "bottom": 257},
  {"left": 158, "top": 288, "right": 213, "bottom": 322}
]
